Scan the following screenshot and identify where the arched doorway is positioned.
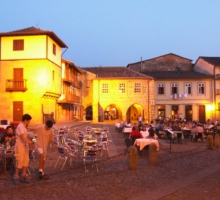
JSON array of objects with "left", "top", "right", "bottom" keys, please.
[
  {"left": 126, "top": 104, "right": 144, "bottom": 123},
  {"left": 85, "top": 106, "right": 93, "bottom": 120},
  {"left": 104, "top": 104, "right": 121, "bottom": 121}
]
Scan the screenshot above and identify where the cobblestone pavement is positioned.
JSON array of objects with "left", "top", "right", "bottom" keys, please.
[{"left": 0, "top": 121, "right": 220, "bottom": 200}]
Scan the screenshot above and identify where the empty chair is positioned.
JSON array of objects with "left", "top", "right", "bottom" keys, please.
[
  {"left": 54, "top": 146, "right": 78, "bottom": 171},
  {"left": 83, "top": 149, "right": 99, "bottom": 173}
]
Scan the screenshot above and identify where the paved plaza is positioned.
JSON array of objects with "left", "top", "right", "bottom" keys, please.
[{"left": 0, "top": 121, "right": 220, "bottom": 200}]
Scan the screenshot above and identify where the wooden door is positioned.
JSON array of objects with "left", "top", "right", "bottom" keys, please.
[
  {"left": 13, "top": 101, "right": 23, "bottom": 122},
  {"left": 13, "top": 68, "right": 23, "bottom": 88},
  {"left": 199, "top": 105, "right": 206, "bottom": 123}
]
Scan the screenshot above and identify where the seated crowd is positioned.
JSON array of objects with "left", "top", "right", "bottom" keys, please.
[{"left": 117, "top": 117, "right": 220, "bottom": 144}]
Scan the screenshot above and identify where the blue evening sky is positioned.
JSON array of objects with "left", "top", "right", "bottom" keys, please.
[{"left": 1, "top": 0, "right": 220, "bottom": 67}]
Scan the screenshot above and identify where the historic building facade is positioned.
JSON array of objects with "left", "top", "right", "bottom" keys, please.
[
  {"left": 0, "top": 27, "right": 67, "bottom": 124},
  {"left": 81, "top": 67, "right": 155, "bottom": 123},
  {"left": 127, "top": 53, "right": 214, "bottom": 122},
  {"left": 194, "top": 57, "right": 220, "bottom": 121},
  {"left": 57, "top": 59, "right": 83, "bottom": 122}
]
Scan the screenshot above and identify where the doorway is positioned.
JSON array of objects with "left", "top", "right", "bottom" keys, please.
[{"left": 13, "top": 101, "right": 23, "bottom": 121}]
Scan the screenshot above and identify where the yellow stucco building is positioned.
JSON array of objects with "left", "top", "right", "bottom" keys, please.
[
  {"left": 0, "top": 27, "right": 67, "bottom": 124},
  {"left": 81, "top": 67, "right": 155, "bottom": 123}
]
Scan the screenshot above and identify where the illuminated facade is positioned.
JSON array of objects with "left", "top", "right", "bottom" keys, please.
[
  {"left": 194, "top": 57, "right": 220, "bottom": 121},
  {"left": 0, "top": 27, "right": 67, "bottom": 124},
  {"left": 82, "top": 67, "right": 155, "bottom": 123},
  {"left": 127, "top": 53, "right": 214, "bottom": 122},
  {"left": 57, "top": 59, "right": 83, "bottom": 122}
]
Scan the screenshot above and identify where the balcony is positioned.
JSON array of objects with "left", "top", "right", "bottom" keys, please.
[
  {"left": 63, "top": 77, "right": 81, "bottom": 88},
  {"left": 57, "top": 94, "right": 80, "bottom": 104},
  {"left": 6, "top": 79, "right": 27, "bottom": 92}
]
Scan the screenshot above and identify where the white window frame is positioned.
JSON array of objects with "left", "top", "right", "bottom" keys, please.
[
  {"left": 184, "top": 83, "right": 192, "bottom": 95},
  {"left": 158, "top": 83, "right": 165, "bottom": 95},
  {"left": 198, "top": 83, "right": 205, "bottom": 94},
  {"left": 171, "top": 83, "right": 178, "bottom": 95}
]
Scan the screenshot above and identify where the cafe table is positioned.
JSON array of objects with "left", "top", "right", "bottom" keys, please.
[{"left": 134, "top": 138, "right": 159, "bottom": 151}]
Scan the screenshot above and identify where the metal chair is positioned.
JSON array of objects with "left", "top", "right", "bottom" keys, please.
[
  {"left": 83, "top": 149, "right": 99, "bottom": 173},
  {"left": 54, "top": 146, "right": 78, "bottom": 171}
]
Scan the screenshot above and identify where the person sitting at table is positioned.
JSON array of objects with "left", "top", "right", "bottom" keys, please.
[
  {"left": 0, "top": 125, "right": 16, "bottom": 147},
  {"left": 209, "top": 122, "right": 215, "bottom": 130},
  {"left": 171, "top": 122, "right": 181, "bottom": 131},
  {"left": 130, "top": 126, "right": 142, "bottom": 144},
  {"left": 0, "top": 125, "right": 15, "bottom": 170},
  {"left": 140, "top": 126, "right": 149, "bottom": 138},
  {"left": 195, "top": 123, "right": 205, "bottom": 142},
  {"left": 155, "top": 121, "right": 164, "bottom": 137},
  {"left": 148, "top": 125, "right": 158, "bottom": 139}
]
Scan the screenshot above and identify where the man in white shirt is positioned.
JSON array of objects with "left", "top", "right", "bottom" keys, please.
[{"left": 14, "top": 114, "right": 32, "bottom": 184}]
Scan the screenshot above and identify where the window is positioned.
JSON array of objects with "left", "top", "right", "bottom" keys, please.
[
  {"left": 158, "top": 83, "right": 164, "bottom": 94},
  {"left": 134, "top": 83, "right": 141, "bottom": 93},
  {"left": 198, "top": 83, "right": 205, "bottom": 94},
  {"left": 53, "top": 43, "right": 56, "bottom": 55},
  {"left": 13, "top": 40, "right": 24, "bottom": 51},
  {"left": 171, "top": 83, "right": 178, "bottom": 94},
  {"left": 102, "top": 84, "right": 108, "bottom": 93},
  {"left": 119, "top": 83, "right": 125, "bottom": 93},
  {"left": 185, "top": 83, "right": 191, "bottom": 94}
]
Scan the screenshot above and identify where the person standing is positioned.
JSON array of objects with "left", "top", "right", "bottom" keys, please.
[
  {"left": 138, "top": 115, "right": 142, "bottom": 126},
  {"left": 32, "top": 120, "right": 54, "bottom": 179},
  {"left": 14, "top": 114, "right": 32, "bottom": 183}
]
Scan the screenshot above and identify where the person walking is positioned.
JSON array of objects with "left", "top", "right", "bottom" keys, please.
[
  {"left": 14, "top": 114, "right": 32, "bottom": 184},
  {"left": 32, "top": 120, "right": 55, "bottom": 179}
]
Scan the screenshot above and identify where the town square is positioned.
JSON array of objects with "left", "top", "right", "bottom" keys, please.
[{"left": 1, "top": 1, "right": 220, "bottom": 199}]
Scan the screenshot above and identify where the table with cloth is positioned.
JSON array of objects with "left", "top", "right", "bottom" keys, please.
[{"left": 134, "top": 138, "right": 159, "bottom": 151}]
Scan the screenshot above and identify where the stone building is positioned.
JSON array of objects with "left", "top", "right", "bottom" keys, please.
[
  {"left": 194, "top": 57, "right": 220, "bottom": 120},
  {"left": 0, "top": 27, "right": 67, "bottom": 124},
  {"left": 127, "top": 53, "right": 214, "bottom": 122},
  {"left": 57, "top": 59, "right": 83, "bottom": 122},
  {"left": 81, "top": 67, "right": 155, "bottom": 123}
]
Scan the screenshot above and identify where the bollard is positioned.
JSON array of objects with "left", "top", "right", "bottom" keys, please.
[
  {"left": 149, "top": 143, "right": 158, "bottom": 166},
  {"left": 207, "top": 135, "right": 213, "bottom": 150},
  {"left": 215, "top": 134, "right": 220, "bottom": 148},
  {"left": 128, "top": 146, "right": 137, "bottom": 170}
]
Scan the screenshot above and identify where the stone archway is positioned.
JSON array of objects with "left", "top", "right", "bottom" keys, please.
[
  {"left": 126, "top": 103, "right": 145, "bottom": 123},
  {"left": 85, "top": 105, "right": 93, "bottom": 120},
  {"left": 104, "top": 104, "right": 122, "bottom": 121}
]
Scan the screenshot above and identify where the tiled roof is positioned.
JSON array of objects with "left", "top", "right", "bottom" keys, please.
[
  {"left": 197, "top": 57, "right": 220, "bottom": 66},
  {"left": 127, "top": 53, "right": 192, "bottom": 67},
  {"left": 0, "top": 26, "right": 67, "bottom": 48},
  {"left": 62, "top": 59, "right": 83, "bottom": 74},
  {"left": 141, "top": 71, "right": 213, "bottom": 79},
  {"left": 82, "top": 67, "right": 154, "bottom": 79}
]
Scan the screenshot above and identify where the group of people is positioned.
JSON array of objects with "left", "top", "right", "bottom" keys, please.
[
  {"left": 0, "top": 114, "right": 55, "bottom": 183},
  {"left": 116, "top": 117, "right": 220, "bottom": 143}
]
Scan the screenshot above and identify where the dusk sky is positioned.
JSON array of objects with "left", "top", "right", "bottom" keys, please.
[{"left": 1, "top": 0, "right": 220, "bottom": 67}]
